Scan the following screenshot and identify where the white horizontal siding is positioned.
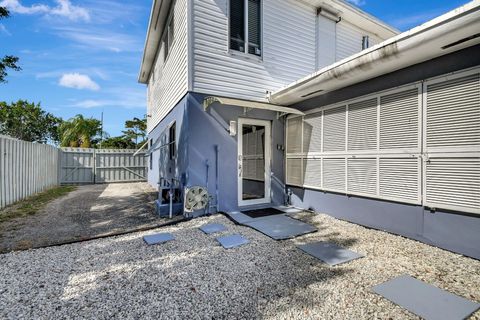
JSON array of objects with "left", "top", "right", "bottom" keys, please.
[
  {"left": 336, "top": 20, "right": 381, "bottom": 61},
  {"left": 147, "top": 0, "right": 189, "bottom": 133},
  {"left": 192, "top": 0, "right": 317, "bottom": 101}
]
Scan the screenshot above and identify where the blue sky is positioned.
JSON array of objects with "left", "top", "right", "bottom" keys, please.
[{"left": 0, "top": 0, "right": 471, "bottom": 137}]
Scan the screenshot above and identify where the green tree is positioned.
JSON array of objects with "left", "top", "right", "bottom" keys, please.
[
  {"left": 0, "top": 7, "right": 21, "bottom": 83},
  {"left": 101, "top": 136, "right": 136, "bottom": 149},
  {"left": 59, "top": 115, "right": 106, "bottom": 148},
  {"left": 122, "top": 116, "right": 147, "bottom": 147},
  {"left": 0, "top": 100, "right": 62, "bottom": 143}
]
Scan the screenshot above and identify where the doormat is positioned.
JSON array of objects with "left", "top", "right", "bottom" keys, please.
[
  {"left": 297, "top": 241, "right": 364, "bottom": 266},
  {"left": 373, "top": 275, "right": 480, "bottom": 320},
  {"left": 241, "top": 207, "right": 285, "bottom": 219},
  {"left": 143, "top": 233, "right": 175, "bottom": 245},
  {"left": 216, "top": 234, "right": 249, "bottom": 249},
  {"left": 199, "top": 223, "right": 227, "bottom": 234}
]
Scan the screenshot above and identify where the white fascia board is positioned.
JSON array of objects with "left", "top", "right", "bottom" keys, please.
[
  {"left": 138, "top": 0, "right": 172, "bottom": 84},
  {"left": 271, "top": 0, "right": 480, "bottom": 105}
]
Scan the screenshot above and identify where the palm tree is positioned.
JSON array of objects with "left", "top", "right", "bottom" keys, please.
[{"left": 59, "top": 115, "right": 105, "bottom": 148}]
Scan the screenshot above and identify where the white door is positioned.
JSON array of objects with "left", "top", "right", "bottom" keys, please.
[{"left": 238, "top": 118, "right": 272, "bottom": 206}]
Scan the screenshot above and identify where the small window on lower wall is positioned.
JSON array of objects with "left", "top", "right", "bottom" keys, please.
[
  {"left": 169, "top": 122, "right": 176, "bottom": 160},
  {"left": 149, "top": 139, "right": 153, "bottom": 170}
]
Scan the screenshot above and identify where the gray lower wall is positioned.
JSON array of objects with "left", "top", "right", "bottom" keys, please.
[
  {"left": 290, "top": 187, "right": 480, "bottom": 260},
  {"left": 147, "top": 95, "right": 189, "bottom": 190},
  {"left": 187, "top": 93, "right": 286, "bottom": 213}
]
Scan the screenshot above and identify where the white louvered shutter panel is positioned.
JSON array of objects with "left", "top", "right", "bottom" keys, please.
[
  {"left": 379, "top": 158, "right": 420, "bottom": 204},
  {"left": 303, "top": 112, "right": 322, "bottom": 154},
  {"left": 424, "top": 72, "right": 480, "bottom": 214},
  {"left": 347, "top": 158, "right": 377, "bottom": 196},
  {"left": 286, "top": 158, "right": 303, "bottom": 186},
  {"left": 323, "top": 106, "right": 346, "bottom": 152},
  {"left": 380, "top": 88, "right": 419, "bottom": 150},
  {"left": 286, "top": 117, "right": 303, "bottom": 154},
  {"left": 348, "top": 98, "right": 377, "bottom": 151},
  {"left": 425, "top": 157, "right": 480, "bottom": 214},
  {"left": 426, "top": 74, "right": 480, "bottom": 150},
  {"left": 304, "top": 158, "right": 322, "bottom": 188},
  {"left": 323, "top": 158, "right": 346, "bottom": 192}
]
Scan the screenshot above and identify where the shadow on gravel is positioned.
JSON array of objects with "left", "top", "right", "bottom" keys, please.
[{"left": 47, "top": 217, "right": 354, "bottom": 318}]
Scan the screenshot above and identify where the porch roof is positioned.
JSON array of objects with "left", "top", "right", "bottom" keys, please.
[{"left": 203, "top": 96, "right": 305, "bottom": 116}]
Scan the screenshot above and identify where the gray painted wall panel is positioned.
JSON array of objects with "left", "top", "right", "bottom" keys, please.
[
  {"left": 187, "top": 93, "right": 286, "bottom": 213},
  {"left": 290, "top": 187, "right": 480, "bottom": 259},
  {"left": 147, "top": 95, "right": 189, "bottom": 190}
]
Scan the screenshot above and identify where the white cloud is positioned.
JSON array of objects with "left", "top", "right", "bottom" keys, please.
[
  {"left": 0, "top": 0, "right": 49, "bottom": 14},
  {"left": 346, "top": 0, "right": 366, "bottom": 6},
  {"left": 59, "top": 73, "right": 100, "bottom": 91},
  {"left": 54, "top": 26, "right": 141, "bottom": 52},
  {"left": 50, "top": 0, "right": 90, "bottom": 21},
  {"left": 0, "top": 0, "right": 90, "bottom": 21},
  {"left": 71, "top": 87, "right": 146, "bottom": 109},
  {"left": 72, "top": 99, "right": 106, "bottom": 108},
  {"left": 0, "top": 24, "right": 11, "bottom": 36}
]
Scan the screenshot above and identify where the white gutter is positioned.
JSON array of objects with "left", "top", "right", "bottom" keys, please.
[{"left": 270, "top": 0, "right": 480, "bottom": 105}]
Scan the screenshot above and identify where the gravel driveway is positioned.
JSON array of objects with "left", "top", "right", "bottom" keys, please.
[
  {"left": 1, "top": 213, "right": 478, "bottom": 319},
  {"left": 0, "top": 183, "right": 181, "bottom": 253}
]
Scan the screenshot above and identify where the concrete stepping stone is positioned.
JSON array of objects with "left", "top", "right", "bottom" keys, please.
[
  {"left": 244, "top": 215, "right": 317, "bottom": 240},
  {"left": 297, "top": 241, "right": 364, "bottom": 266},
  {"left": 373, "top": 275, "right": 480, "bottom": 320},
  {"left": 199, "top": 223, "right": 227, "bottom": 234},
  {"left": 216, "top": 234, "right": 249, "bottom": 249},
  {"left": 143, "top": 233, "right": 174, "bottom": 245}
]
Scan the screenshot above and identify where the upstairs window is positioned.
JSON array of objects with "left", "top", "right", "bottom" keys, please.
[
  {"left": 362, "top": 36, "right": 370, "bottom": 50},
  {"left": 229, "top": 0, "right": 262, "bottom": 56},
  {"left": 163, "top": 11, "right": 175, "bottom": 62}
]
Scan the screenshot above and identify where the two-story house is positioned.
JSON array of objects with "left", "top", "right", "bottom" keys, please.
[{"left": 139, "top": 0, "right": 480, "bottom": 259}]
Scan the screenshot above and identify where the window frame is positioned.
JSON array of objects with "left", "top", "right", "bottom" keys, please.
[
  {"left": 228, "top": 0, "right": 263, "bottom": 60},
  {"left": 162, "top": 5, "right": 175, "bottom": 63},
  {"left": 149, "top": 139, "right": 153, "bottom": 170},
  {"left": 169, "top": 122, "right": 176, "bottom": 160}
]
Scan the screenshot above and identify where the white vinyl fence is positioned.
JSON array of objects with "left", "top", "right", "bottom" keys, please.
[
  {"left": 0, "top": 135, "right": 60, "bottom": 209},
  {"left": 0, "top": 135, "right": 148, "bottom": 209},
  {"left": 60, "top": 148, "right": 147, "bottom": 184}
]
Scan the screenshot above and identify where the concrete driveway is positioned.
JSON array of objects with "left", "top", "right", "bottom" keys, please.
[{"left": 0, "top": 183, "right": 182, "bottom": 253}]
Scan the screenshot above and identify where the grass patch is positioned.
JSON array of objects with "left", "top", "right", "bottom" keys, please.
[{"left": 0, "top": 186, "right": 77, "bottom": 224}]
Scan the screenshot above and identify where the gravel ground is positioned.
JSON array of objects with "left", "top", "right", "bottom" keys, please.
[
  {"left": 0, "top": 183, "right": 182, "bottom": 253},
  {"left": 0, "top": 212, "right": 479, "bottom": 319}
]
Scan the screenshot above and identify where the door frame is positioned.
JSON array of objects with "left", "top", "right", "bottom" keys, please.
[{"left": 237, "top": 118, "right": 272, "bottom": 207}]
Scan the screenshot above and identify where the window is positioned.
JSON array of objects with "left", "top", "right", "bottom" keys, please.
[
  {"left": 169, "top": 122, "right": 176, "bottom": 160},
  {"left": 229, "top": 0, "right": 262, "bottom": 56},
  {"left": 362, "top": 36, "right": 370, "bottom": 50},
  {"left": 149, "top": 139, "right": 153, "bottom": 170},
  {"left": 163, "top": 11, "right": 175, "bottom": 62}
]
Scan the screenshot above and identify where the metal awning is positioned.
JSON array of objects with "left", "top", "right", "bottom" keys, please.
[{"left": 203, "top": 96, "right": 304, "bottom": 117}]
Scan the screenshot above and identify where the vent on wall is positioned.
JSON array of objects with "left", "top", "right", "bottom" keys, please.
[{"left": 441, "top": 33, "right": 480, "bottom": 50}]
